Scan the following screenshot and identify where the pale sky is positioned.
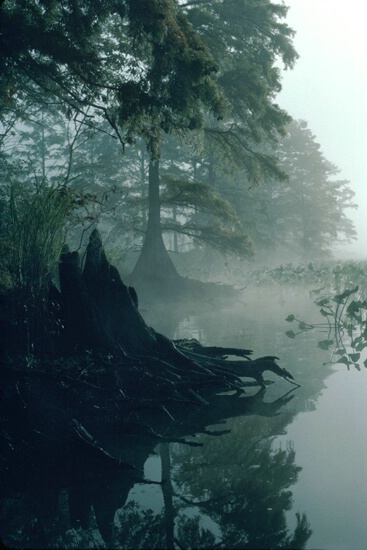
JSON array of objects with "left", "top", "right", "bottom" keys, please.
[{"left": 277, "top": 0, "right": 367, "bottom": 258}]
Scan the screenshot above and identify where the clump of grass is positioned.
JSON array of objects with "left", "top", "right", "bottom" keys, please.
[
  {"left": 6, "top": 179, "right": 74, "bottom": 293},
  {"left": 0, "top": 177, "right": 89, "bottom": 351}
]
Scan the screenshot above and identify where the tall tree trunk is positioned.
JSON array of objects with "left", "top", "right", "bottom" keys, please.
[
  {"left": 172, "top": 206, "right": 179, "bottom": 253},
  {"left": 139, "top": 140, "right": 148, "bottom": 226},
  {"left": 41, "top": 110, "right": 46, "bottom": 179},
  {"left": 131, "top": 159, "right": 178, "bottom": 285}
]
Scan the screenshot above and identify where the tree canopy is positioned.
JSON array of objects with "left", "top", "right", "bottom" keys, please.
[
  {"left": 218, "top": 120, "right": 357, "bottom": 261},
  {"left": 0, "top": 0, "right": 226, "bottom": 155},
  {"left": 183, "top": 0, "right": 298, "bottom": 181},
  {"left": 1, "top": 0, "right": 298, "bottom": 169},
  {"left": 3, "top": 2, "right": 355, "bottom": 279}
]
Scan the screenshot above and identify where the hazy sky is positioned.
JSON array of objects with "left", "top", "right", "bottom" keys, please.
[{"left": 277, "top": 0, "right": 366, "bottom": 258}]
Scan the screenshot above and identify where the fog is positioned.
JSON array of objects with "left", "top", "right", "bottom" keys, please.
[
  {"left": 278, "top": 0, "right": 367, "bottom": 259},
  {"left": 140, "top": 285, "right": 367, "bottom": 550},
  {"left": 1, "top": 2, "right": 366, "bottom": 548}
]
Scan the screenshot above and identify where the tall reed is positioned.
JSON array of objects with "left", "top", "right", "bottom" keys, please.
[{"left": 1, "top": 177, "right": 80, "bottom": 351}]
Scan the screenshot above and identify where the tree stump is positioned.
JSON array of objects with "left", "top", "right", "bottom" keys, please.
[{"left": 59, "top": 229, "right": 158, "bottom": 354}]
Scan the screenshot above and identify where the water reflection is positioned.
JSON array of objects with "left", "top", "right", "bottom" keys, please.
[
  {"left": 114, "top": 432, "right": 312, "bottom": 550},
  {"left": 1, "top": 287, "right": 364, "bottom": 549},
  {"left": 1, "top": 378, "right": 305, "bottom": 548},
  {"left": 170, "top": 431, "right": 312, "bottom": 550}
]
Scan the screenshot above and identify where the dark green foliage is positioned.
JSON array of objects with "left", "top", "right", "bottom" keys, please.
[
  {"left": 114, "top": 501, "right": 165, "bottom": 549},
  {"left": 176, "top": 514, "right": 216, "bottom": 549},
  {"left": 184, "top": 0, "right": 298, "bottom": 181},
  {"left": 0, "top": 108, "right": 102, "bottom": 348},
  {"left": 0, "top": 0, "right": 226, "bottom": 154},
  {"left": 0, "top": 176, "right": 96, "bottom": 351},
  {"left": 171, "top": 424, "right": 310, "bottom": 549},
  {"left": 1, "top": 0, "right": 301, "bottom": 284}
]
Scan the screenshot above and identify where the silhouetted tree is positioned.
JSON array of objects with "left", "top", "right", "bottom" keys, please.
[{"left": 222, "top": 120, "right": 357, "bottom": 260}]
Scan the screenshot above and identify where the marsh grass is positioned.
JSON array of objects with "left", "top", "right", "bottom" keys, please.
[
  {"left": 0, "top": 177, "right": 91, "bottom": 351},
  {"left": 8, "top": 180, "right": 73, "bottom": 290}
]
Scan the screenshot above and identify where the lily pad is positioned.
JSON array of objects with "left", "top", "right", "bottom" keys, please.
[{"left": 317, "top": 339, "right": 334, "bottom": 350}]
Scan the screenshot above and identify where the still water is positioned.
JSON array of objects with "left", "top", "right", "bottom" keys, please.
[
  {"left": 138, "top": 287, "right": 367, "bottom": 550},
  {"left": 1, "top": 287, "right": 366, "bottom": 549}
]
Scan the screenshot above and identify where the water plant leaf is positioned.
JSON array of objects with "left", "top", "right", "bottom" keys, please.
[
  {"left": 315, "top": 298, "right": 330, "bottom": 307},
  {"left": 347, "top": 300, "right": 361, "bottom": 314},
  {"left": 363, "top": 359, "right": 367, "bottom": 368},
  {"left": 299, "top": 322, "right": 308, "bottom": 330},
  {"left": 347, "top": 300, "right": 367, "bottom": 319},
  {"left": 336, "top": 356, "right": 350, "bottom": 366},
  {"left": 317, "top": 339, "right": 334, "bottom": 350},
  {"left": 335, "top": 348, "right": 346, "bottom": 355},
  {"left": 333, "top": 286, "right": 359, "bottom": 304},
  {"left": 286, "top": 330, "right": 296, "bottom": 339},
  {"left": 285, "top": 315, "right": 295, "bottom": 322},
  {"left": 349, "top": 353, "right": 360, "bottom": 363}
]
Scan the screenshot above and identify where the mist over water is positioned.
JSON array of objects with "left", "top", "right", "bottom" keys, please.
[
  {"left": 2, "top": 0, "right": 366, "bottom": 547},
  {"left": 278, "top": 367, "right": 367, "bottom": 550},
  {"left": 1, "top": 240, "right": 366, "bottom": 548},
  {"left": 138, "top": 281, "right": 367, "bottom": 550}
]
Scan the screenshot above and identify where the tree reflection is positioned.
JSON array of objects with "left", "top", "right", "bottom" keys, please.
[
  {"left": 114, "top": 502, "right": 165, "bottom": 549},
  {"left": 169, "top": 415, "right": 312, "bottom": 549},
  {"left": 112, "top": 427, "right": 312, "bottom": 550},
  {"left": 1, "top": 381, "right": 312, "bottom": 549}
]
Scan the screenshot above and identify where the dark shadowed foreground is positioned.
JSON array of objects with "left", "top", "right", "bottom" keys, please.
[{"left": 0, "top": 230, "right": 307, "bottom": 548}]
